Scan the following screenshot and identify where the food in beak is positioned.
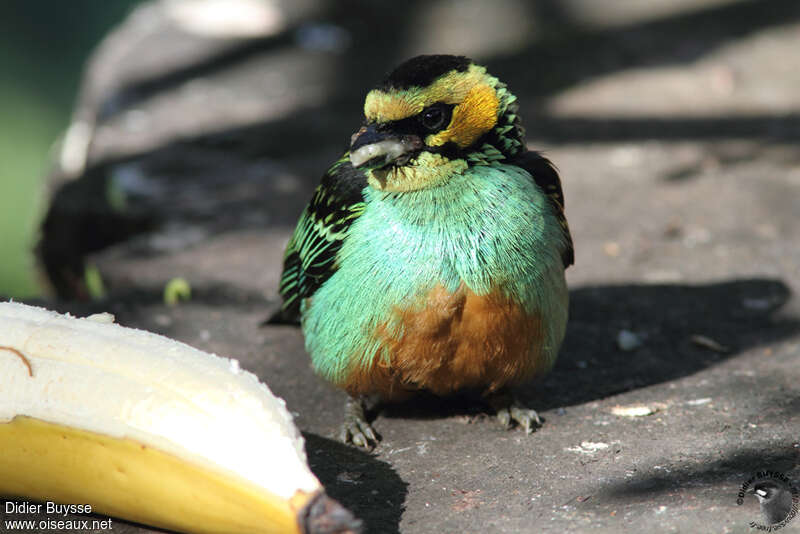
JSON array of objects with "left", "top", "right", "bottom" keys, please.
[{"left": 349, "top": 137, "right": 420, "bottom": 168}]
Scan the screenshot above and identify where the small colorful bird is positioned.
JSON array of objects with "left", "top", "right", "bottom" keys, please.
[{"left": 276, "top": 55, "right": 573, "bottom": 447}]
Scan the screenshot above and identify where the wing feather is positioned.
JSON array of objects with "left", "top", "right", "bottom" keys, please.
[{"left": 276, "top": 156, "right": 367, "bottom": 321}]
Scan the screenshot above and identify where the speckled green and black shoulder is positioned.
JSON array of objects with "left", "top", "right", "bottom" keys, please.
[
  {"left": 510, "top": 150, "right": 574, "bottom": 267},
  {"left": 276, "top": 156, "right": 367, "bottom": 321}
]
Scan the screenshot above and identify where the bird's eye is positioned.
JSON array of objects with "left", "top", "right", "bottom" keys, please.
[{"left": 420, "top": 105, "right": 448, "bottom": 131}]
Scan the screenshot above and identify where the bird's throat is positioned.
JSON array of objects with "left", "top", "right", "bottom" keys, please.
[{"left": 367, "top": 152, "right": 467, "bottom": 192}]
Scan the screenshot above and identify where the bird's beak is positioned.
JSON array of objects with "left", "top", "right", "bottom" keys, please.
[{"left": 349, "top": 125, "right": 422, "bottom": 169}]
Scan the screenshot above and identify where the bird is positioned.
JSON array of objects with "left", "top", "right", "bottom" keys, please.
[
  {"left": 753, "top": 480, "right": 793, "bottom": 525},
  {"left": 274, "top": 54, "right": 573, "bottom": 448}
]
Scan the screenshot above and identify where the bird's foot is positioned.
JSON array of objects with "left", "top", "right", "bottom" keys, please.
[
  {"left": 339, "top": 396, "right": 378, "bottom": 449},
  {"left": 487, "top": 390, "right": 542, "bottom": 434}
]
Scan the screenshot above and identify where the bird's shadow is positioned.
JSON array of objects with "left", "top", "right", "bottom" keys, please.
[
  {"left": 380, "top": 277, "right": 797, "bottom": 420},
  {"left": 533, "top": 277, "right": 797, "bottom": 410},
  {"left": 303, "top": 433, "right": 407, "bottom": 534}
]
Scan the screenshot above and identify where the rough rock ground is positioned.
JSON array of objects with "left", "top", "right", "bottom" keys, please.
[{"left": 3, "top": 1, "right": 800, "bottom": 532}]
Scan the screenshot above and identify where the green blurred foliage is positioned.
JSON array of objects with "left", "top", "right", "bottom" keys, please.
[{"left": 0, "top": 1, "right": 144, "bottom": 297}]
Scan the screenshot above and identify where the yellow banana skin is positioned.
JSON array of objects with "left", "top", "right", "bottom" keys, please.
[
  {"left": 0, "top": 302, "right": 360, "bottom": 534},
  {"left": 0, "top": 417, "right": 308, "bottom": 534}
]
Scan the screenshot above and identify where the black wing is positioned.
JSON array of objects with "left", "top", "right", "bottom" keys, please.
[
  {"left": 273, "top": 156, "right": 367, "bottom": 322},
  {"left": 511, "top": 150, "right": 574, "bottom": 267}
]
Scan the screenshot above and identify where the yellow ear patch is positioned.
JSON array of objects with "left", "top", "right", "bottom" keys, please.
[{"left": 426, "top": 84, "right": 499, "bottom": 148}]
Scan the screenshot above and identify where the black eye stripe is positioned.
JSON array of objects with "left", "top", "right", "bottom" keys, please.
[{"left": 366, "top": 103, "right": 455, "bottom": 143}]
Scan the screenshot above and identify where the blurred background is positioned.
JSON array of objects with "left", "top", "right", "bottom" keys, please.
[
  {"left": 1, "top": 0, "right": 799, "bottom": 300},
  {"left": 0, "top": 1, "right": 144, "bottom": 296}
]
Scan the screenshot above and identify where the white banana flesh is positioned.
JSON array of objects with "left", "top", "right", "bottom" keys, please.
[{"left": 0, "top": 301, "right": 360, "bottom": 534}]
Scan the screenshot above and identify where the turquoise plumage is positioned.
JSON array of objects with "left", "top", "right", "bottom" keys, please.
[
  {"left": 277, "top": 55, "right": 573, "bottom": 447},
  {"left": 304, "top": 163, "right": 568, "bottom": 383}
]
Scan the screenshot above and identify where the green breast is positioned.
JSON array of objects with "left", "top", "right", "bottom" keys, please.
[{"left": 302, "top": 163, "right": 569, "bottom": 384}]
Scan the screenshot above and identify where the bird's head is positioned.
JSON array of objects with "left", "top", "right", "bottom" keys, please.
[
  {"left": 349, "top": 55, "right": 524, "bottom": 192},
  {"left": 753, "top": 480, "right": 783, "bottom": 503}
]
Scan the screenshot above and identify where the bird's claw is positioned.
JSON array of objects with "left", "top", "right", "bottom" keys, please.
[
  {"left": 489, "top": 390, "right": 543, "bottom": 434},
  {"left": 497, "top": 405, "right": 542, "bottom": 434},
  {"left": 340, "top": 418, "right": 377, "bottom": 449},
  {"left": 340, "top": 396, "right": 378, "bottom": 449}
]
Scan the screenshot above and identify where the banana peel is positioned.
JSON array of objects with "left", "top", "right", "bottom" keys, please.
[{"left": 0, "top": 302, "right": 361, "bottom": 534}]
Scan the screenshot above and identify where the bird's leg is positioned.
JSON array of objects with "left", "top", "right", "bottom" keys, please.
[
  {"left": 339, "top": 395, "right": 378, "bottom": 449},
  {"left": 486, "top": 388, "right": 542, "bottom": 434}
]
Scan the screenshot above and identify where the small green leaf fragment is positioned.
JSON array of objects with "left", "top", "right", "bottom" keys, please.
[
  {"left": 84, "top": 264, "right": 106, "bottom": 300},
  {"left": 164, "top": 277, "right": 191, "bottom": 306}
]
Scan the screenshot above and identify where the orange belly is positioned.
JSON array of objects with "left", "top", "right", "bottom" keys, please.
[{"left": 341, "top": 285, "right": 547, "bottom": 400}]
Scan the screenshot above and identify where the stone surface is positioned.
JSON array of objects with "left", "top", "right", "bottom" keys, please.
[{"left": 9, "top": 0, "right": 800, "bottom": 533}]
